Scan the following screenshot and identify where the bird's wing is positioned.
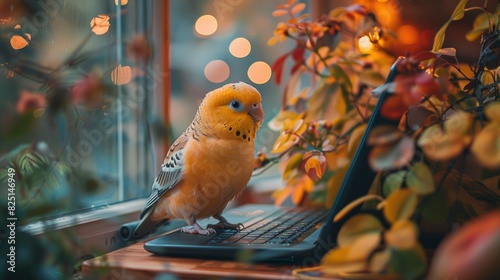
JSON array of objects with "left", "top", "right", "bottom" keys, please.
[
  {"left": 140, "top": 131, "right": 190, "bottom": 219},
  {"left": 132, "top": 131, "right": 190, "bottom": 239}
]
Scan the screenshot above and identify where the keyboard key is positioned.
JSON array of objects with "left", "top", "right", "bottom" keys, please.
[{"left": 205, "top": 208, "right": 328, "bottom": 246}]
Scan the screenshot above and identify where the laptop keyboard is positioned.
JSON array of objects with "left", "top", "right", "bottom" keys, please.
[{"left": 207, "top": 207, "right": 328, "bottom": 245}]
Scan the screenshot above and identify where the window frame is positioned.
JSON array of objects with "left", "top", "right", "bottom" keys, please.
[{"left": 19, "top": 0, "right": 170, "bottom": 259}]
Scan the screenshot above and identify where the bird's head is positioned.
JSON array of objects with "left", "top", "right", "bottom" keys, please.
[{"left": 198, "top": 82, "right": 264, "bottom": 141}]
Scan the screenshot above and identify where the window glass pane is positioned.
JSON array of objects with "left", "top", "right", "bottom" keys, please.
[
  {"left": 0, "top": 0, "right": 161, "bottom": 222},
  {"left": 169, "top": 0, "right": 299, "bottom": 156}
]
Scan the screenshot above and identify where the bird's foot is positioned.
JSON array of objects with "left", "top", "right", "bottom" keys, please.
[
  {"left": 181, "top": 222, "right": 215, "bottom": 235},
  {"left": 207, "top": 219, "right": 244, "bottom": 231}
]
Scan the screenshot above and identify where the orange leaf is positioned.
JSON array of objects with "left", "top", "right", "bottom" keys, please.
[
  {"left": 90, "top": 15, "right": 110, "bottom": 35},
  {"left": 290, "top": 3, "right": 306, "bottom": 15},
  {"left": 111, "top": 65, "right": 132, "bottom": 85},
  {"left": 304, "top": 154, "right": 326, "bottom": 181},
  {"left": 272, "top": 9, "right": 288, "bottom": 17}
]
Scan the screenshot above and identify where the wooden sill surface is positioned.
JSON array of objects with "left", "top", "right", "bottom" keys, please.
[
  {"left": 82, "top": 183, "right": 302, "bottom": 279},
  {"left": 81, "top": 239, "right": 300, "bottom": 280}
]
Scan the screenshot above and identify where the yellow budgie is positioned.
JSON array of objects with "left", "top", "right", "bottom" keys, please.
[{"left": 133, "top": 82, "right": 264, "bottom": 238}]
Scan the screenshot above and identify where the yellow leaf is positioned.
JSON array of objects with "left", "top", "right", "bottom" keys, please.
[
  {"left": 325, "top": 163, "right": 350, "bottom": 208},
  {"left": 334, "top": 194, "right": 384, "bottom": 222},
  {"left": 432, "top": 22, "right": 450, "bottom": 53},
  {"left": 321, "top": 247, "right": 366, "bottom": 275},
  {"left": 272, "top": 187, "right": 292, "bottom": 206},
  {"left": 271, "top": 134, "right": 298, "bottom": 154},
  {"left": 291, "top": 118, "right": 307, "bottom": 134},
  {"left": 267, "top": 37, "right": 278, "bottom": 46},
  {"left": 451, "top": 0, "right": 468, "bottom": 21},
  {"left": 267, "top": 110, "right": 298, "bottom": 131},
  {"left": 290, "top": 175, "right": 314, "bottom": 205},
  {"left": 480, "top": 71, "right": 495, "bottom": 89},
  {"left": 418, "top": 123, "right": 470, "bottom": 161},
  {"left": 348, "top": 233, "right": 381, "bottom": 260},
  {"left": 444, "top": 111, "right": 473, "bottom": 135},
  {"left": 470, "top": 123, "right": 500, "bottom": 169},
  {"left": 337, "top": 214, "right": 384, "bottom": 247},
  {"left": 282, "top": 153, "right": 304, "bottom": 180},
  {"left": 384, "top": 220, "right": 418, "bottom": 249},
  {"left": 484, "top": 102, "right": 500, "bottom": 124},
  {"left": 114, "top": 0, "right": 128, "bottom": 5},
  {"left": 383, "top": 189, "right": 418, "bottom": 223},
  {"left": 466, "top": 12, "right": 491, "bottom": 42},
  {"left": 369, "top": 249, "right": 391, "bottom": 273},
  {"left": 321, "top": 233, "right": 381, "bottom": 275}
]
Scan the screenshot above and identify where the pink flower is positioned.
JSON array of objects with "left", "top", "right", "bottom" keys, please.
[
  {"left": 16, "top": 91, "right": 47, "bottom": 114},
  {"left": 70, "top": 74, "right": 105, "bottom": 108},
  {"left": 127, "top": 35, "right": 151, "bottom": 64}
]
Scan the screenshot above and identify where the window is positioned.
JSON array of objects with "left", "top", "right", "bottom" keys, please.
[
  {"left": 0, "top": 0, "right": 294, "bottom": 277},
  {"left": 169, "top": 0, "right": 297, "bottom": 155},
  {"left": 0, "top": 0, "right": 169, "bottom": 221}
]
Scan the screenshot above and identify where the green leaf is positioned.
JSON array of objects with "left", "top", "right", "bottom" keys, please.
[
  {"left": 406, "top": 162, "right": 435, "bottom": 195},
  {"left": 0, "top": 144, "right": 31, "bottom": 163},
  {"left": 420, "top": 189, "right": 449, "bottom": 224},
  {"left": 382, "top": 170, "right": 406, "bottom": 197},
  {"left": 451, "top": 0, "right": 468, "bottom": 21},
  {"left": 388, "top": 245, "right": 427, "bottom": 280}
]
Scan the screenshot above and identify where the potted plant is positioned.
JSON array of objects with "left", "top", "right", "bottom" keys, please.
[{"left": 259, "top": 0, "right": 500, "bottom": 278}]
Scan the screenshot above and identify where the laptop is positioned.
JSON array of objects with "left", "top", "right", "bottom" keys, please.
[{"left": 132, "top": 64, "right": 399, "bottom": 264}]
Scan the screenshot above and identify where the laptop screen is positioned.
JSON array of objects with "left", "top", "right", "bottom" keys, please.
[{"left": 320, "top": 64, "right": 401, "bottom": 242}]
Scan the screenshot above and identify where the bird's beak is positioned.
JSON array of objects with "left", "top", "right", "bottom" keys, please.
[{"left": 248, "top": 104, "right": 264, "bottom": 124}]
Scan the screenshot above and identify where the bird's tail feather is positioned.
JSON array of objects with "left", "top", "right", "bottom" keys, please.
[{"left": 119, "top": 207, "right": 169, "bottom": 241}]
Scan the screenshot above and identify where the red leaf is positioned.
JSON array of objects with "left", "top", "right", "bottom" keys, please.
[
  {"left": 381, "top": 94, "right": 408, "bottom": 120},
  {"left": 272, "top": 52, "right": 290, "bottom": 85},
  {"left": 410, "top": 51, "right": 437, "bottom": 63},
  {"left": 290, "top": 61, "right": 302, "bottom": 76},
  {"left": 292, "top": 46, "right": 305, "bottom": 62}
]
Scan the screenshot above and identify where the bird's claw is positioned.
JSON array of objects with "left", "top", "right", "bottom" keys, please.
[
  {"left": 207, "top": 221, "right": 244, "bottom": 231},
  {"left": 181, "top": 226, "right": 216, "bottom": 235}
]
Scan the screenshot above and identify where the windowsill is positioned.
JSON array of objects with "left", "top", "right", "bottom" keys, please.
[
  {"left": 21, "top": 199, "right": 148, "bottom": 259},
  {"left": 20, "top": 175, "right": 284, "bottom": 264}
]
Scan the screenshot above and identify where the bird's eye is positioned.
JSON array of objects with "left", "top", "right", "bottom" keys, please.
[{"left": 229, "top": 100, "right": 244, "bottom": 111}]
